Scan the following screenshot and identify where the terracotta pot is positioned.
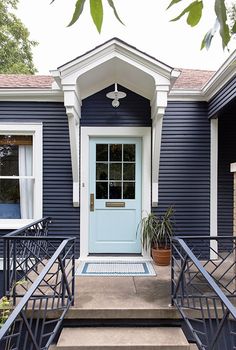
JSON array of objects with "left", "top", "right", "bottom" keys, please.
[{"left": 151, "top": 247, "right": 171, "bottom": 266}]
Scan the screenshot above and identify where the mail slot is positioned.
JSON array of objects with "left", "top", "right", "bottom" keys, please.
[{"left": 105, "top": 202, "right": 125, "bottom": 208}]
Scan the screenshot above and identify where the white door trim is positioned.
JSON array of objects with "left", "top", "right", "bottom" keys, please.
[{"left": 80, "top": 126, "right": 151, "bottom": 259}]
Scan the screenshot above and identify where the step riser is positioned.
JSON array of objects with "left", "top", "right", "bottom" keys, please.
[
  {"left": 57, "top": 347, "right": 189, "bottom": 350},
  {"left": 56, "top": 327, "right": 190, "bottom": 350}
]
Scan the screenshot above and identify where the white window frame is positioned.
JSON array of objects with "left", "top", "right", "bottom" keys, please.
[{"left": 0, "top": 123, "right": 42, "bottom": 229}]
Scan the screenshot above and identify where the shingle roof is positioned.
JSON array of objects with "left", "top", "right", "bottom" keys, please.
[
  {"left": 0, "top": 74, "right": 53, "bottom": 88},
  {"left": 0, "top": 69, "right": 215, "bottom": 90},
  {"left": 172, "top": 68, "right": 215, "bottom": 90}
]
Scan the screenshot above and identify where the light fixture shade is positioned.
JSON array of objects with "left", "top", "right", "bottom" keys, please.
[
  {"left": 106, "top": 83, "right": 126, "bottom": 108},
  {"left": 112, "top": 99, "right": 120, "bottom": 108}
]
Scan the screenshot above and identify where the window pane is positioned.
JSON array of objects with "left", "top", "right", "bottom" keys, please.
[
  {"left": 110, "top": 163, "right": 122, "bottom": 180},
  {"left": 123, "top": 144, "right": 135, "bottom": 162},
  {"left": 0, "top": 179, "right": 33, "bottom": 219},
  {"left": 0, "top": 135, "right": 32, "bottom": 146},
  {"left": 110, "top": 144, "right": 122, "bottom": 161},
  {"left": 96, "top": 163, "right": 108, "bottom": 180},
  {"left": 96, "top": 144, "right": 108, "bottom": 161},
  {"left": 109, "top": 181, "right": 122, "bottom": 199},
  {"left": 96, "top": 182, "right": 108, "bottom": 199},
  {"left": 0, "top": 145, "right": 18, "bottom": 176},
  {"left": 123, "top": 182, "right": 135, "bottom": 199},
  {"left": 0, "top": 135, "right": 33, "bottom": 176},
  {"left": 123, "top": 163, "right": 135, "bottom": 180}
]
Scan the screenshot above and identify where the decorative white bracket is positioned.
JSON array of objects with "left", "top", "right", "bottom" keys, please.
[
  {"left": 63, "top": 85, "right": 81, "bottom": 207},
  {"left": 151, "top": 85, "right": 169, "bottom": 207}
]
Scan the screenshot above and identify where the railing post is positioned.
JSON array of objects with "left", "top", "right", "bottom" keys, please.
[
  {"left": 6, "top": 239, "right": 10, "bottom": 299},
  {"left": 171, "top": 240, "right": 174, "bottom": 306},
  {"left": 3, "top": 238, "right": 7, "bottom": 297},
  {"left": 12, "top": 240, "right": 17, "bottom": 305},
  {"left": 61, "top": 247, "right": 66, "bottom": 307},
  {"left": 72, "top": 241, "right": 75, "bottom": 306}
]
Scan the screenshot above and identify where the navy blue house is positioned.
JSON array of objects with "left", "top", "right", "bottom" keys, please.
[{"left": 0, "top": 38, "right": 236, "bottom": 259}]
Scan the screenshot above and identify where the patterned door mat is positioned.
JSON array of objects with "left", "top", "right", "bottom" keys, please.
[{"left": 75, "top": 261, "right": 156, "bottom": 276}]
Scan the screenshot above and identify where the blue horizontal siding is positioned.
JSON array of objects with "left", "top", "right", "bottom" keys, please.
[
  {"left": 208, "top": 75, "right": 236, "bottom": 117},
  {"left": 0, "top": 102, "right": 80, "bottom": 255},
  {"left": 155, "top": 101, "right": 210, "bottom": 237},
  {"left": 81, "top": 85, "right": 151, "bottom": 126}
]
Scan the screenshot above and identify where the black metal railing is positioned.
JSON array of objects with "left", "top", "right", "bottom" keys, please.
[
  {"left": 172, "top": 236, "right": 236, "bottom": 350},
  {"left": 0, "top": 217, "right": 75, "bottom": 350}
]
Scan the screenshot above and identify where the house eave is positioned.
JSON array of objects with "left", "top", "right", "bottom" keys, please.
[
  {"left": 203, "top": 49, "right": 236, "bottom": 101},
  {"left": 0, "top": 88, "right": 63, "bottom": 102},
  {"left": 169, "top": 89, "right": 205, "bottom": 102},
  {"left": 58, "top": 38, "right": 176, "bottom": 79}
]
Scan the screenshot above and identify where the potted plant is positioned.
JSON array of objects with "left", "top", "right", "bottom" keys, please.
[{"left": 140, "top": 207, "right": 174, "bottom": 266}]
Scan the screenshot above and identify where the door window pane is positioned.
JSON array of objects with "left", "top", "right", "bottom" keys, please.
[
  {"left": 110, "top": 144, "right": 122, "bottom": 161},
  {"left": 123, "top": 144, "right": 135, "bottom": 162},
  {"left": 95, "top": 143, "right": 137, "bottom": 200},
  {"left": 109, "top": 182, "right": 122, "bottom": 199},
  {"left": 96, "top": 163, "right": 108, "bottom": 180},
  {"left": 96, "top": 144, "right": 108, "bottom": 161},
  {"left": 96, "top": 182, "right": 108, "bottom": 199},
  {"left": 123, "top": 163, "right": 135, "bottom": 180},
  {"left": 123, "top": 182, "right": 135, "bottom": 199},
  {"left": 110, "top": 163, "right": 122, "bottom": 180}
]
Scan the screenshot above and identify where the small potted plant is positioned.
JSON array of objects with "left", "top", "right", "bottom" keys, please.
[{"left": 140, "top": 207, "right": 174, "bottom": 266}]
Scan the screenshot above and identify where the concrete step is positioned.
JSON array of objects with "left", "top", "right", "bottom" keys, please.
[{"left": 56, "top": 326, "right": 190, "bottom": 349}]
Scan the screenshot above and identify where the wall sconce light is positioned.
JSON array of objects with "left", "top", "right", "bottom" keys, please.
[{"left": 106, "top": 83, "right": 126, "bottom": 108}]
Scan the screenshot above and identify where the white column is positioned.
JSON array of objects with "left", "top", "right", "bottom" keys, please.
[
  {"left": 63, "top": 86, "right": 81, "bottom": 207},
  {"left": 210, "top": 118, "right": 218, "bottom": 258},
  {"left": 151, "top": 85, "right": 169, "bottom": 207}
]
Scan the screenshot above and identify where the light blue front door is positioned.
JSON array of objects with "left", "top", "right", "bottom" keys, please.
[{"left": 89, "top": 137, "right": 142, "bottom": 254}]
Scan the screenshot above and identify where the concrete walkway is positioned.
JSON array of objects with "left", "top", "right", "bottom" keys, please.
[{"left": 68, "top": 263, "right": 180, "bottom": 319}]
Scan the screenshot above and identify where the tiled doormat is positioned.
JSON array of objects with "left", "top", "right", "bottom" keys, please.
[{"left": 75, "top": 261, "right": 156, "bottom": 276}]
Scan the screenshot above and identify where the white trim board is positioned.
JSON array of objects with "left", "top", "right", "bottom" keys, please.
[
  {"left": 80, "top": 127, "right": 151, "bottom": 259},
  {"left": 210, "top": 118, "right": 218, "bottom": 259}
]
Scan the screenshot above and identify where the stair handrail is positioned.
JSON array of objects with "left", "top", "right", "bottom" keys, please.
[
  {"left": 0, "top": 217, "right": 76, "bottom": 350},
  {"left": 172, "top": 236, "right": 236, "bottom": 349}
]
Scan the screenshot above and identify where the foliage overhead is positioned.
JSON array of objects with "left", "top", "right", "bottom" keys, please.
[
  {"left": 54, "top": 0, "right": 236, "bottom": 50},
  {"left": 0, "top": 0, "right": 37, "bottom": 74},
  {"left": 51, "top": 0, "right": 124, "bottom": 33},
  {"left": 168, "top": 0, "right": 235, "bottom": 49}
]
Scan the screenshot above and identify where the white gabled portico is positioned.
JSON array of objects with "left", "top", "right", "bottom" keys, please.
[{"left": 51, "top": 38, "right": 180, "bottom": 257}]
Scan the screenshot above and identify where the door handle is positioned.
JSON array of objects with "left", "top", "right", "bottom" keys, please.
[{"left": 90, "top": 193, "right": 94, "bottom": 211}]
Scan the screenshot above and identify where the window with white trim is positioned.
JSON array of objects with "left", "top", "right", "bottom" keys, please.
[{"left": 0, "top": 124, "right": 42, "bottom": 228}]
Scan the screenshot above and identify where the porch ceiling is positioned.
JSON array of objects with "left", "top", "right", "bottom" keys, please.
[{"left": 77, "top": 57, "right": 156, "bottom": 100}]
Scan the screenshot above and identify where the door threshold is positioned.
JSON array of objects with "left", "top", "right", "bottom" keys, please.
[
  {"left": 89, "top": 253, "right": 142, "bottom": 257},
  {"left": 79, "top": 255, "right": 151, "bottom": 262}
]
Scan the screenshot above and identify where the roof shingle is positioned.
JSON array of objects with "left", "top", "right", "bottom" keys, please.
[
  {"left": 0, "top": 69, "right": 215, "bottom": 90},
  {"left": 0, "top": 74, "right": 53, "bottom": 88},
  {"left": 172, "top": 68, "right": 215, "bottom": 90}
]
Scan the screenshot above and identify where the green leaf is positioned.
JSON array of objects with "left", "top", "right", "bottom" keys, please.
[
  {"left": 201, "top": 19, "right": 219, "bottom": 50},
  {"left": 186, "top": 1, "right": 203, "bottom": 26},
  {"left": 90, "top": 0, "right": 103, "bottom": 33},
  {"left": 68, "top": 0, "right": 86, "bottom": 27},
  {"left": 171, "top": 1, "right": 203, "bottom": 27},
  {"left": 107, "top": 0, "right": 124, "bottom": 25},
  {"left": 167, "top": 0, "right": 183, "bottom": 10},
  {"left": 232, "top": 20, "right": 236, "bottom": 34},
  {"left": 215, "top": 0, "right": 230, "bottom": 48}
]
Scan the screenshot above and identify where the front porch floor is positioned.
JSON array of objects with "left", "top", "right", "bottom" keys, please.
[{"left": 67, "top": 262, "right": 180, "bottom": 320}]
